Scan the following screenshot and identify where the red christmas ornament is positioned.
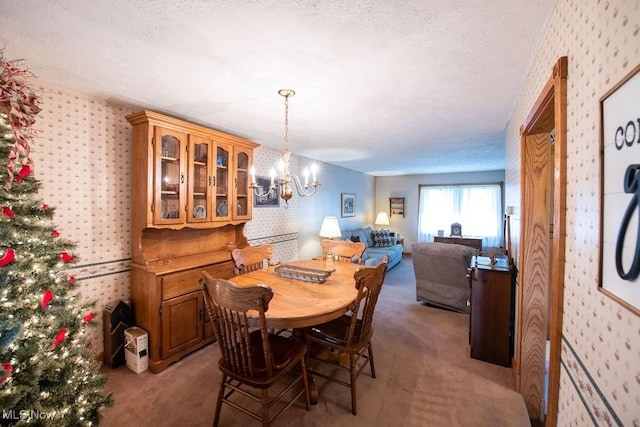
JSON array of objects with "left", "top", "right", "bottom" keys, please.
[
  {"left": 1, "top": 206, "right": 14, "bottom": 217},
  {"left": 51, "top": 230, "right": 60, "bottom": 238},
  {"left": 60, "top": 252, "right": 75, "bottom": 263},
  {"left": 82, "top": 312, "right": 94, "bottom": 323},
  {"left": 0, "top": 362, "right": 13, "bottom": 385},
  {"left": 0, "top": 248, "right": 16, "bottom": 267},
  {"left": 52, "top": 328, "right": 66, "bottom": 348},
  {"left": 41, "top": 290, "right": 53, "bottom": 310},
  {"left": 14, "top": 165, "right": 31, "bottom": 183},
  {"left": 67, "top": 275, "right": 76, "bottom": 285},
  {"left": 41, "top": 203, "right": 48, "bottom": 211}
]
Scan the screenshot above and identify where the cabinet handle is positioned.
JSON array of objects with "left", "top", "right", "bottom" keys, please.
[
  {"left": 180, "top": 173, "right": 185, "bottom": 184},
  {"left": 235, "top": 178, "right": 237, "bottom": 188},
  {"left": 209, "top": 176, "right": 213, "bottom": 186}
]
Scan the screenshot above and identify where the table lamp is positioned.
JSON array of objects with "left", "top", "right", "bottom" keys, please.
[
  {"left": 374, "top": 211, "right": 390, "bottom": 230},
  {"left": 319, "top": 216, "right": 342, "bottom": 240}
]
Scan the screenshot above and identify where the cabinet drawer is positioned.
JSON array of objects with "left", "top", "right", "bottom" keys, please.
[{"left": 162, "top": 261, "right": 235, "bottom": 300}]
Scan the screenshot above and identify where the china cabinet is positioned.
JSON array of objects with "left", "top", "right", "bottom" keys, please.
[{"left": 126, "top": 110, "right": 258, "bottom": 372}]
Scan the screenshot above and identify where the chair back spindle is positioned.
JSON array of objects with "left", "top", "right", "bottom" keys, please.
[{"left": 200, "top": 273, "right": 274, "bottom": 377}]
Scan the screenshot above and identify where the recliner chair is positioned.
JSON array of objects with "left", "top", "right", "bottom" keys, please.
[{"left": 411, "top": 242, "right": 474, "bottom": 313}]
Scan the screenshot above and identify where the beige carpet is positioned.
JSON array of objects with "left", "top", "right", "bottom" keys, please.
[{"left": 100, "top": 255, "right": 530, "bottom": 426}]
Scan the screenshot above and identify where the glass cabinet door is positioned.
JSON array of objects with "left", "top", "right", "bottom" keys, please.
[
  {"left": 233, "top": 147, "right": 252, "bottom": 220},
  {"left": 214, "top": 144, "right": 231, "bottom": 220},
  {"left": 155, "top": 127, "right": 187, "bottom": 225},
  {"left": 187, "top": 135, "right": 212, "bottom": 223}
]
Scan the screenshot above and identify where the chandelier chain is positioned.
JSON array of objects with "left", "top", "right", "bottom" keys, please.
[{"left": 283, "top": 94, "right": 289, "bottom": 151}]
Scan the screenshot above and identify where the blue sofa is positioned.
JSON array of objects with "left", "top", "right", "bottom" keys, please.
[{"left": 341, "top": 226, "right": 403, "bottom": 269}]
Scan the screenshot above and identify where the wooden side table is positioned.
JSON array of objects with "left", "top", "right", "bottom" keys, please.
[{"left": 469, "top": 258, "right": 514, "bottom": 366}]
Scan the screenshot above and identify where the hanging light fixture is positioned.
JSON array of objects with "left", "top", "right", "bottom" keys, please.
[{"left": 250, "top": 89, "right": 320, "bottom": 208}]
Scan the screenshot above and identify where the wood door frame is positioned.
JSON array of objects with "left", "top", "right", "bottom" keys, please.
[{"left": 517, "top": 56, "right": 567, "bottom": 424}]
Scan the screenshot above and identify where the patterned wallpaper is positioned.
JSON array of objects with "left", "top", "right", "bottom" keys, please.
[
  {"left": 31, "top": 87, "right": 133, "bottom": 347},
  {"left": 244, "top": 145, "right": 300, "bottom": 263},
  {"left": 30, "top": 86, "right": 299, "bottom": 352},
  {"left": 505, "top": 0, "right": 640, "bottom": 425}
]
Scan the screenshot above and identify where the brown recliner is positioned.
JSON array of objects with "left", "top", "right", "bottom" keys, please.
[{"left": 411, "top": 242, "right": 474, "bottom": 313}]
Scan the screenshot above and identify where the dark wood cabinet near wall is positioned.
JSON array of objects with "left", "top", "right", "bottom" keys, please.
[{"left": 469, "top": 257, "right": 515, "bottom": 367}]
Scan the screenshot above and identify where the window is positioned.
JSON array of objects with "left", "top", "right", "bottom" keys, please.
[{"left": 417, "top": 184, "right": 503, "bottom": 249}]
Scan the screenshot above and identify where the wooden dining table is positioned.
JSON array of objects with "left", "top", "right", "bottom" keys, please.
[
  {"left": 227, "top": 258, "right": 362, "bottom": 329},
  {"left": 227, "top": 258, "right": 362, "bottom": 404}
]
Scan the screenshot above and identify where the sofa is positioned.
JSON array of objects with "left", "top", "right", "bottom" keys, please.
[
  {"left": 411, "top": 242, "right": 474, "bottom": 313},
  {"left": 341, "top": 226, "right": 403, "bottom": 269}
]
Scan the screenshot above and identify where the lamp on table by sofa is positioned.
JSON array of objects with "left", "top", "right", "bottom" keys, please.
[
  {"left": 319, "top": 216, "right": 341, "bottom": 240},
  {"left": 374, "top": 212, "right": 390, "bottom": 230}
]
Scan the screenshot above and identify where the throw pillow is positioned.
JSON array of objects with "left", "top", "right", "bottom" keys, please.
[
  {"left": 372, "top": 230, "right": 396, "bottom": 247},
  {"left": 350, "top": 235, "right": 361, "bottom": 243}
]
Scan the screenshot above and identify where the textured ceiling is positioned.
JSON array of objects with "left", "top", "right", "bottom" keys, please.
[{"left": 0, "top": 0, "right": 556, "bottom": 176}]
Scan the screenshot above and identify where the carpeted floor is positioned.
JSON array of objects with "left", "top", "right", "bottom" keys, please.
[{"left": 100, "top": 255, "right": 530, "bottom": 426}]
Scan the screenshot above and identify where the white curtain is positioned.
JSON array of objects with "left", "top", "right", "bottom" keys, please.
[
  {"left": 418, "top": 184, "right": 503, "bottom": 250},
  {"left": 417, "top": 186, "right": 456, "bottom": 243}
]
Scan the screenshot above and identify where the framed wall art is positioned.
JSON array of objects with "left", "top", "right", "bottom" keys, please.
[
  {"left": 341, "top": 193, "right": 355, "bottom": 218},
  {"left": 253, "top": 176, "right": 280, "bottom": 207},
  {"left": 599, "top": 63, "right": 640, "bottom": 315}
]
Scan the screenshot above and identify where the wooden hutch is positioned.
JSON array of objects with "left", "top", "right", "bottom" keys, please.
[{"left": 126, "top": 110, "right": 258, "bottom": 373}]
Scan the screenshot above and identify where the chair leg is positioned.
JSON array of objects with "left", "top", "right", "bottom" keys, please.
[
  {"left": 368, "top": 341, "right": 376, "bottom": 378},
  {"left": 261, "top": 388, "right": 269, "bottom": 427},
  {"left": 300, "top": 357, "right": 311, "bottom": 410},
  {"left": 350, "top": 353, "right": 357, "bottom": 416},
  {"left": 213, "top": 375, "right": 226, "bottom": 427}
]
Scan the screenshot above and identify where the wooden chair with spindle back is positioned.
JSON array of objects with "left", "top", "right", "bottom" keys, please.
[
  {"left": 303, "top": 258, "right": 388, "bottom": 415},
  {"left": 200, "top": 272, "right": 311, "bottom": 426},
  {"left": 320, "top": 239, "right": 366, "bottom": 264},
  {"left": 231, "top": 244, "right": 274, "bottom": 275}
]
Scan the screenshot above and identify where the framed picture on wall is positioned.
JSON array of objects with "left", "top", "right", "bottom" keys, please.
[
  {"left": 599, "top": 63, "right": 640, "bottom": 316},
  {"left": 341, "top": 193, "right": 355, "bottom": 217},
  {"left": 253, "top": 176, "right": 279, "bottom": 207}
]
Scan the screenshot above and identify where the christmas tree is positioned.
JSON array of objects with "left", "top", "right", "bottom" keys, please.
[{"left": 0, "top": 54, "right": 112, "bottom": 425}]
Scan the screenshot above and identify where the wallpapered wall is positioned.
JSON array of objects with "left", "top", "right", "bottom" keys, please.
[
  {"left": 505, "top": 0, "right": 640, "bottom": 424},
  {"left": 29, "top": 85, "right": 305, "bottom": 351}
]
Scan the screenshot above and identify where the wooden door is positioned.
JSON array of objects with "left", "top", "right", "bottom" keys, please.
[
  {"left": 232, "top": 146, "right": 252, "bottom": 220},
  {"left": 187, "top": 134, "right": 213, "bottom": 223},
  {"left": 154, "top": 126, "right": 187, "bottom": 226},
  {"left": 517, "top": 56, "right": 567, "bottom": 424},
  {"left": 161, "top": 292, "right": 203, "bottom": 359},
  {"left": 213, "top": 142, "right": 232, "bottom": 221}
]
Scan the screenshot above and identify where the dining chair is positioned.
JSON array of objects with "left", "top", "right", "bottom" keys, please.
[
  {"left": 320, "top": 239, "right": 366, "bottom": 264},
  {"left": 231, "top": 244, "right": 274, "bottom": 275},
  {"left": 200, "top": 272, "right": 311, "bottom": 426},
  {"left": 303, "top": 259, "right": 388, "bottom": 415}
]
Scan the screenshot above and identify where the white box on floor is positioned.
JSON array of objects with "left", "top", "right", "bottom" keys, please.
[{"left": 124, "top": 327, "right": 148, "bottom": 373}]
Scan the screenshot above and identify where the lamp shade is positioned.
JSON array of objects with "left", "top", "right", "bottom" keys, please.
[
  {"left": 319, "top": 216, "right": 341, "bottom": 239},
  {"left": 374, "top": 211, "right": 390, "bottom": 226}
]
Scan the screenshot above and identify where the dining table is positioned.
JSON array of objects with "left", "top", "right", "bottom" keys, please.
[
  {"left": 227, "top": 258, "right": 362, "bottom": 329},
  {"left": 227, "top": 258, "right": 363, "bottom": 405}
]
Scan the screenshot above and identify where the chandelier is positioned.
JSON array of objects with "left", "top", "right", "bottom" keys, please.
[{"left": 250, "top": 89, "right": 320, "bottom": 208}]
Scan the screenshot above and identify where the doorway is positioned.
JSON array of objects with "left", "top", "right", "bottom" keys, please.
[{"left": 516, "top": 56, "right": 567, "bottom": 425}]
